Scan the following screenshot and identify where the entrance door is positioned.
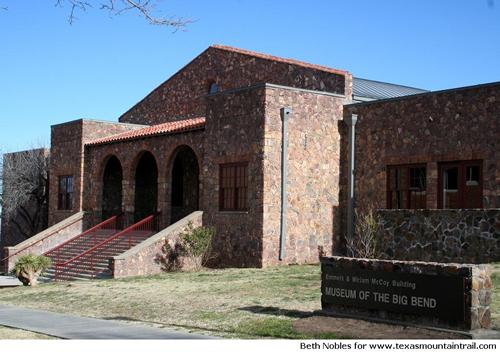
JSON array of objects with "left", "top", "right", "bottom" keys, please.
[{"left": 438, "top": 160, "right": 482, "bottom": 209}]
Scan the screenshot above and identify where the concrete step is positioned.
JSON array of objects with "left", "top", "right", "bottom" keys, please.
[{"left": 42, "top": 229, "right": 157, "bottom": 281}]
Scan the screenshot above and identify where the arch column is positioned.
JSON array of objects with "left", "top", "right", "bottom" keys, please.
[
  {"left": 157, "top": 177, "right": 169, "bottom": 229},
  {"left": 122, "top": 179, "right": 135, "bottom": 226}
]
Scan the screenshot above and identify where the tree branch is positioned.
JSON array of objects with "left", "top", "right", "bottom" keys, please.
[{"left": 54, "top": 0, "right": 192, "bottom": 29}]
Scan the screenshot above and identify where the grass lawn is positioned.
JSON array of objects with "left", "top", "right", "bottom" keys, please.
[
  {"left": 0, "top": 326, "right": 56, "bottom": 339},
  {"left": 0, "top": 263, "right": 498, "bottom": 339},
  {"left": 0, "top": 265, "right": 336, "bottom": 339}
]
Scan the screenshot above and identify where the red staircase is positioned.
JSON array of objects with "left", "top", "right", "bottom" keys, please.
[
  {"left": 46, "top": 214, "right": 159, "bottom": 281},
  {"left": 41, "top": 214, "right": 124, "bottom": 280}
]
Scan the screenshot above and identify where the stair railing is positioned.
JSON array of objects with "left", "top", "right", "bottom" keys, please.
[
  {"left": 54, "top": 213, "right": 159, "bottom": 281},
  {"left": 44, "top": 214, "right": 124, "bottom": 275}
]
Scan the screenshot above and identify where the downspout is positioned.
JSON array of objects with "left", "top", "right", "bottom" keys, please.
[
  {"left": 345, "top": 114, "right": 358, "bottom": 244},
  {"left": 279, "top": 107, "right": 292, "bottom": 261}
]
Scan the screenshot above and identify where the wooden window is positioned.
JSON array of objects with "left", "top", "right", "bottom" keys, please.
[
  {"left": 438, "top": 160, "right": 482, "bottom": 209},
  {"left": 387, "top": 164, "right": 426, "bottom": 209},
  {"left": 219, "top": 163, "right": 248, "bottom": 211},
  {"left": 58, "top": 175, "right": 73, "bottom": 210}
]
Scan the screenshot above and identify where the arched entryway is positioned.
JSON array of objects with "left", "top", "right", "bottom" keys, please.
[
  {"left": 170, "top": 146, "right": 199, "bottom": 224},
  {"left": 134, "top": 152, "right": 158, "bottom": 222},
  {"left": 102, "top": 156, "right": 123, "bottom": 220}
]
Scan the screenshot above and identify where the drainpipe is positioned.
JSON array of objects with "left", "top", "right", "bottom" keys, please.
[
  {"left": 345, "top": 114, "right": 358, "bottom": 245},
  {"left": 279, "top": 107, "right": 292, "bottom": 261}
]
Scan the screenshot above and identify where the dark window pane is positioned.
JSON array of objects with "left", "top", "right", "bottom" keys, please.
[
  {"left": 58, "top": 176, "right": 73, "bottom": 210},
  {"left": 219, "top": 163, "right": 248, "bottom": 211},
  {"left": 209, "top": 82, "right": 219, "bottom": 94},
  {"left": 410, "top": 167, "right": 426, "bottom": 190},
  {"left": 387, "top": 165, "right": 426, "bottom": 209},
  {"left": 444, "top": 168, "right": 458, "bottom": 190},
  {"left": 466, "top": 166, "right": 479, "bottom": 186}
]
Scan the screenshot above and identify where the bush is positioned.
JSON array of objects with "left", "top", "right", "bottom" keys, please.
[
  {"left": 12, "top": 254, "right": 51, "bottom": 286},
  {"left": 345, "top": 210, "right": 381, "bottom": 259},
  {"left": 156, "top": 222, "right": 215, "bottom": 272}
]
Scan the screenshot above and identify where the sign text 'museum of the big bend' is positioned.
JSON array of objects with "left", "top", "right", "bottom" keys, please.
[{"left": 321, "top": 265, "right": 466, "bottom": 322}]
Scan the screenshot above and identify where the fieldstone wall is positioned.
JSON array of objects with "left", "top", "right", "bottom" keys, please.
[
  {"left": 46, "top": 46, "right": 353, "bottom": 269},
  {"left": 321, "top": 256, "right": 492, "bottom": 331},
  {"left": 4, "top": 212, "right": 85, "bottom": 272},
  {"left": 83, "top": 129, "right": 204, "bottom": 231},
  {"left": 341, "top": 82, "right": 500, "bottom": 215},
  {"left": 376, "top": 209, "right": 500, "bottom": 263},
  {"left": 49, "top": 119, "right": 144, "bottom": 225},
  {"left": 119, "top": 45, "right": 350, "bottom": 126},
  {"left": 262, "top": 86, "right": 347, "bottom": 266},
  {"left": 111, "top": 211, "right": 203, "bottom": 278},
  {"left": 202, "top": 86, "right": 266, "bottom": 268}
]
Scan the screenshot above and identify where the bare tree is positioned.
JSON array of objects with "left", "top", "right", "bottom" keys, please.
[
  {"left": 345, "top": 209, "right": 381, "bottom": 259},
  {"left": 0, "top": 148, "right": 49, "bottom": 245},
  {"left": 1, "top": 1, "right": 192, "bottom": 30}
]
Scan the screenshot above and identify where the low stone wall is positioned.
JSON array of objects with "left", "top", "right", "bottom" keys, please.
[
  {"left": 3, "top": 212, "right": 86, "bottom": 272},
  {"left": 111, "top": 211, "right": 203, "bottom": 278},
  {"left": 321, "top": 256, "right": 492, "bottom": 331},
  {"left": 376, "top": 209, "right": 500, "bottom": 263}
]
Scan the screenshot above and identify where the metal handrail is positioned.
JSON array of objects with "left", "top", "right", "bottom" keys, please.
[
  {"left": 1, "top": 214, "right": 84, "bottom": 264},
  {"left": 54, "top": 213, "right": 159, "bottom": 280},
  {"left": 44, "top": 214, "right": 123, "bottom": 257}
]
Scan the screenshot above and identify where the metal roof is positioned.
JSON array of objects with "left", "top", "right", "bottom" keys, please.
[{"left": 353, "top": 77, "right": 428, "bottom": 101}]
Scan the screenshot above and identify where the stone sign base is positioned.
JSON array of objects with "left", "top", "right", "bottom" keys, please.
[{"left": 321, "top": 256, "right": 492, "bottom": 331}]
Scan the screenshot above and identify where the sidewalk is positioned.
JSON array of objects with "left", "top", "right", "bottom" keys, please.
[
  {"left": 0, "top": 305, "right": 214, "bottom": 339},
  {"left": 0, "top": 276, "right": 22, "bottom": 288}
]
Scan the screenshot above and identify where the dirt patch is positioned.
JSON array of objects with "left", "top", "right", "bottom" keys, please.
[{"left": 293, "top": 316, "right": 467, "bottom": 339}]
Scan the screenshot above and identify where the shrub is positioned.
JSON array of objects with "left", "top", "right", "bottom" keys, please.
[
  {"left": 345, "top": 210, "right": 381, "bottom": 259},
  {"left": 180, "top": 224, "right": 214, "bottom": 259},
  {"left": 156, "top": 222, "right": 215, "bottom": 272},
  {"left": 12, "top": 254, "right": 51, "bottom": 286}
]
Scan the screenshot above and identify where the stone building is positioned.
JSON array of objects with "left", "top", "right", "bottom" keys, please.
[{"left": 2, "top": 45, "right": 499, "bottom": 276}]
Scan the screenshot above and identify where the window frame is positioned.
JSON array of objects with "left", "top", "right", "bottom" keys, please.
[
  {"left": 58, "top": 175, "right": 74, "bottom": 211},
  {"left": 386, "top": 164, "right": 427, "bottom": 209},
  {"left": 219, "top": 162, "right": 248, "bottom": 212}
]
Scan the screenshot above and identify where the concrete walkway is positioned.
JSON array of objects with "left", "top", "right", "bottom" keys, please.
[
  {"left": 0, "top": 276, "right": 22, "bottom": 288},
  {"left": 0, "top": 305, "right": 214, "bottom": 339}
]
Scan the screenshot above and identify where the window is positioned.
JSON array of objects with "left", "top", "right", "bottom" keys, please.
[
  {"left": 208, "top": 81, "right": 219, "bottom": 94},
  {"left": 58, "top": 175, "right": 73, "bottom": 210},
  {"left": 387, "top": 165, "right": 426, "bottom": 209},
  {"left": 219, "top": 163, "right": 248, "bottom": 211},
  {"left": 439, "top": 160, "right": 482, "bottom": 209}
]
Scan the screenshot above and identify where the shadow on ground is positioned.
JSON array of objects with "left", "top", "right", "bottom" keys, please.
[{"left": 238, "top": 306, "right": 314, "bottom": 318}]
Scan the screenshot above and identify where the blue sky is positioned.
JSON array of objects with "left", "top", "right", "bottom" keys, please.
[{"left": 0, "top": 0, "right": 499, "bottom": 152}]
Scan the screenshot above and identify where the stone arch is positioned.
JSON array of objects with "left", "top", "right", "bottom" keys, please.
[
  {"left": 133, "top": 151, "right": 158, "bottom": 222},
  {"left": 101, "top": 155, "right": 123, "bottom": 221},
  {"left": 168, "top": 145, "right": 200, "bottom": 224}
]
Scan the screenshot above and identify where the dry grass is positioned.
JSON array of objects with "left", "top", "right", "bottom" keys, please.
[
  {"left": 0, "top": 265, "right": 322, "bottom": 338},
  {"left": 0, "top": 263, "right": 497, "bottom": 338},
  {"left": 0, "top": 326, "right": 56, "bottom": 339}
]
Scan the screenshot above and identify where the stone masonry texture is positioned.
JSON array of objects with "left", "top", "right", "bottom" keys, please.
[
  {"left": 376, "top": 209, "right": 500, "bottom": 263},
  {"left": 342, "top": 82, "right": 500, "bottom": 213},
  {"left": 119, "top": 45, "right": 349, "bottom": 126},
  {"left": 49, "top": 120, "right": 144, "bottom": 226}
]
